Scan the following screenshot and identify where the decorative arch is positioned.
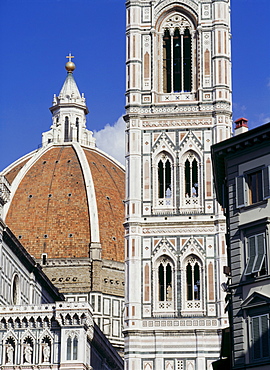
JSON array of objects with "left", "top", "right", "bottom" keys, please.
[
  {"left": 41, "top": 336, "right": 52, "bottom": 363},
  {"left": 155, "top": 6, "right": 198, "bottom": 34},
  {"left": 3, "top": 336, "right": 16, "bottom": 365},
  {"left": 156, "top": 9, "right": 197, "bottom": 94},
  {"left": 66, "top": 332, "right": 79, "bottom": 361},
  {"left": 39, "top": 330, "right": 53, "bottom": 364},
  {"left": 180, "top": 150, "right": 202, "bottom": 211},
  {"left": 153, "top": 150, "right": 175, "bottom": 211},
  {"left": 181, "top": 254, "right": 204, "bottom": 313},
  {"left": 153, "top": 252, "right": 176, "bottom": 314},
  {"left": 21, "top": 335, "right": 34, "bottom": 364}
]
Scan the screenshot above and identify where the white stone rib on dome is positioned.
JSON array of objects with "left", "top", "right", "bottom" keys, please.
[{"left": 72, "top": 142, "right": 100, "bottom": 244}]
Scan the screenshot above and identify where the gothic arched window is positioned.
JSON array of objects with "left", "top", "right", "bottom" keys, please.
[
  {"left": 186, "top": 260, "right": 200, "bottom": 300},
  {"left": 158, "top": 258, "right": 173, "bottom": 302},
  {"left": 158, "top": 158, "right": 171, "bottom": 199},
  {"left": 67, "top": 337, "right": 72, "bottom": 360},
  {"left": 67, "top": 336, "right": 78, "bottom": 361},
  {"left": 64, "top": 116, "right": 69, "bottom": 142},
  {"left": 73, "top": 337, "right": 78, "bottom": 360},
  {"left": 184, "top": 255, "right": 202, "bottom": 312},
  {"left": 185, "top": 157, "right": 198, "bottom": 197},
  {"left": 163, "top": 26, "right": 192, "bottom": 93}
]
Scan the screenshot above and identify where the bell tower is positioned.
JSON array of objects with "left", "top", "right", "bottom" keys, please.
[{"left": 124, "top": 1, "right": 231, "bottom": 369}]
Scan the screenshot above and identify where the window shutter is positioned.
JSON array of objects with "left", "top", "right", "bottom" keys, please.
[
  {"left": 236, "top": 175, "right": 246, "bottom": 208},
  {"left": 263, "top": 166, "right": 270, "bottom": 199},
  {"left": 253, "top": 234, "right": 265, "bottom": 273},
  {"left": 261, "top": 314, "right": 269, "bottom": 358},
  {"left": 245, "top": 236, "right": 256, "bottom": 275},
  {"left": 252, "top": 316, "right": 261, "bottom": 359},
  {"left": 252, "top": 315, "right": 270, "bottom": 360}
]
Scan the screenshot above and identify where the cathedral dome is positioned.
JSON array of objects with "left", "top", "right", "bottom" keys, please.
[
  {"left": 1, "top": 59, "right": 125, "bottom": 265},
  {"left": 3, "top": 144, "right": 125, "bottom": 263}
]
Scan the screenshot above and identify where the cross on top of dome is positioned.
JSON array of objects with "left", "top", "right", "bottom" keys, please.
[{"left": 65, "top": 53, "right": 76, "bottom": 73}]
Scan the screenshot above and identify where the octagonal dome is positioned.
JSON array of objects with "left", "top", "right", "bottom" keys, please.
[{"left": 3, "top": 143, "right": 125, "bottom": 263}]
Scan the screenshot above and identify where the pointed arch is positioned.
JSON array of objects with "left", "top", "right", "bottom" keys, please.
[
  {"left": 4, "top": 336, "right": 16, "bottom": 365},
  {"left": 66, "top": 334, "right": 79, "bottom": 361},
  {"left": 159, "top": 10, "right": 195, "bottom": 94},
  {"left": 73, "top": 336, "right": 78, "bottom": 360},
  {"left": 41, "top": 335, "right": 52, "bottom": 363},
  {"left": 181, "top": 150, "right": 202, "bottom": 211},
  {"left": 154, "top": 253, "right": 176, "bottom": 314},
  {"left": 22, "top": 336, "right": 34, "bottom": 364},
  {"left": 67, "top": 336, "right": 72, "bottom": 360},
  {"left": 182, "top": 254, "right": 204, "bottom": 313},
  {"left": 153, "top": 150, "right": 175, "bottom": 212}
]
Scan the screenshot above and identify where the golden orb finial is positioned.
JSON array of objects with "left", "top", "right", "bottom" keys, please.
[{"left": 65, "top": 53, "right": 76, "bottom": 73}]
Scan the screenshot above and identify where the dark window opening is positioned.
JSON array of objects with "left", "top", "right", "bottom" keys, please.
[
  {"left": 187, "top": 263, "right": 192, "bottom": 300},
  {"left": 64, "top": 117, "right": 69, "bottom": 142},
  {"left": 158, "top": 161, "right": 164, "bottom": 198},
  {"left": 183, "top": 28, "right": 192, "bottom": 92},
  {"left": 185, "top": 157, "right": 198, "bottom": 197},
  {"left": 186, "top": 259, "right": 201, "bottom": 300},
  {"left": 158, "top": 264, "right": 164, "bottom": 301},
  {"left": 163, "top": 27, "right": 192, "bottom": 93},
  {"left": 173, "top": 29, "right": 181, "bottom": 92},
  {"left": 158, "top": 261, "right": 172, "bottom": 301},
  {"left": 42, "top": 254, "right": 47, "bottom": 265},
  {"left": 76, "top": 118, "right": 79, "bottom": 142},
  {"left": 163, "top": 29, "right": 171, "bottom": 93},
  {"left": 158, "top": 159, "right": 172, "bottom": 198},
  {"left": 247, "top": 171, "right": 263, "bottom": 204},
  {"left": 185, "top": 160, "right": 190, "bottom": 196}
]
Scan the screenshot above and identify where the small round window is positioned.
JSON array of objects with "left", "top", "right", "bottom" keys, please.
[{"left": 12, "top": 274, "right": 20, "bottom": 305}]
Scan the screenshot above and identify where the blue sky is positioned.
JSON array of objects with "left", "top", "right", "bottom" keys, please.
[{"left": 0, "top": 0, "right": 270, "bottom": 170}]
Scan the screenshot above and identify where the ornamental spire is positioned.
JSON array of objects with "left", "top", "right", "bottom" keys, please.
[{"left": 42, "top": 55, "right": 95, "bottom": 148}]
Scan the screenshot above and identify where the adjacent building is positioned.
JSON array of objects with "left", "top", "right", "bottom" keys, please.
[
  {"left": 124, "top": 0, "right": 232, "bottom": 369},
  {"left": 212, "top": 119, "right": 270, "bottom": 370}
]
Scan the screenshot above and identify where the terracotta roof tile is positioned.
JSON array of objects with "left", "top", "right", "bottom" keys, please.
[{"left": 5, "top": 145, "right": 125, "bottom": 263}]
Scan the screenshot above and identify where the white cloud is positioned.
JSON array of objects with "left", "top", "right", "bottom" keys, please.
[
  {"left": 258, "top": 113, "right": 270, "bottom": 125},
  {"left": 232, "top": 102, "right": 247, "bottom": 114},
  {"left": 93, "top": 116, "right": 126, "bottom": 166}
]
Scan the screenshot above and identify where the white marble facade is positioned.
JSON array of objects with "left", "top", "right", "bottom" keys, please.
[{"left": 124, "top": 0, "right": 232, "bottom": 369}]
